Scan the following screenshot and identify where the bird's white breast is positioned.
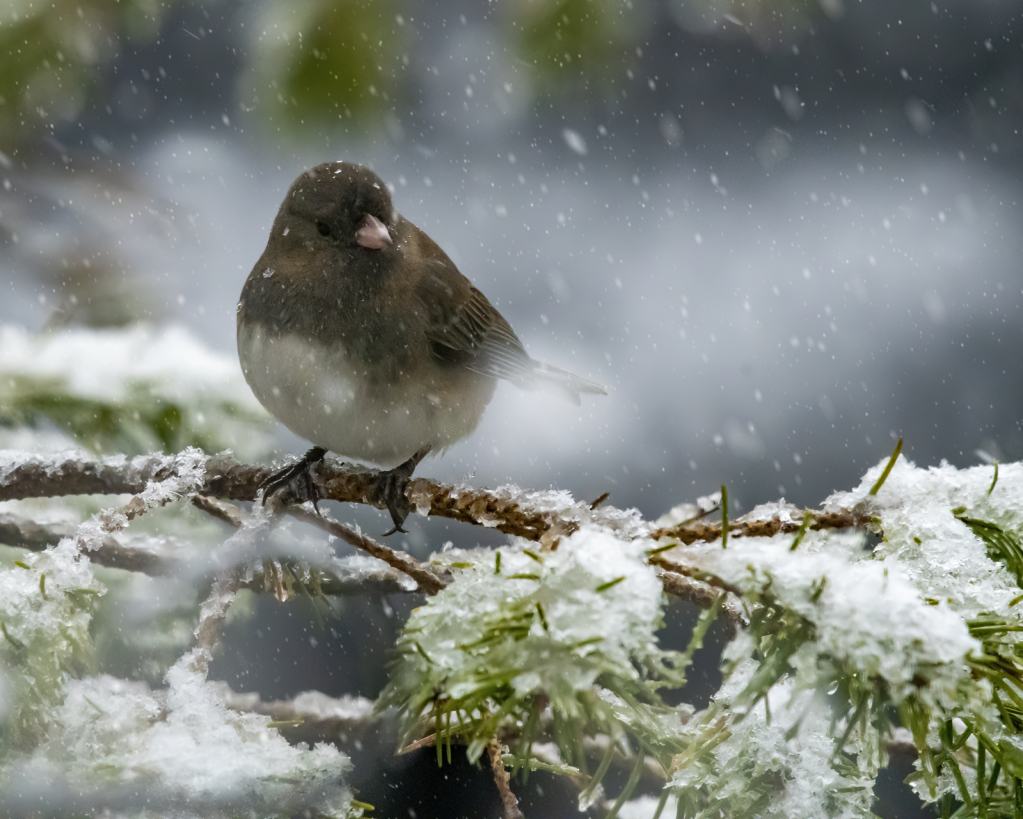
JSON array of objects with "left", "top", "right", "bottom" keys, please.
[{"left": 237, "top": 323, "right": 486, "bottom": 468}]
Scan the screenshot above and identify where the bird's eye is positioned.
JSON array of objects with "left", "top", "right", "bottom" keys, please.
[{"left": 316, "top": 221, "right": 331, "bottom": 237}]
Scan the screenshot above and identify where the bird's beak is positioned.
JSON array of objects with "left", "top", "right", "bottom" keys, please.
[{"left": 356, "top": 213, "right": 393, "bottom": 250}]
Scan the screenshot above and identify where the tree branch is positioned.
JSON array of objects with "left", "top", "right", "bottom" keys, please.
[
  {"left": 286, "top": 506, "right": 448, "bottom": 595},
  {"left": 0, "top": 511, "right": 166, "bottom": 573},
  {"left": 488, "top": 738, "right": 524, "bottom": 819},
  {"left": 0, "top": 510, "right": 418, "bottom": 595},
  {"left": 649, "top": 508, "right": 869, "bottom": 545},
  {"left": 3, "top": 450, "right": 869, "bottom": 543},
  {"left": 0, "top": 449, "right": 872, "bottom": 610},
  {"left": 219, "top": 686, "right": 379, "bottom": 748}
]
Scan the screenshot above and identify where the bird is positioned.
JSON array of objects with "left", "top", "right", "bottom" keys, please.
[{"left": 237, "top": 161, "right": 605, "bottom": 533}]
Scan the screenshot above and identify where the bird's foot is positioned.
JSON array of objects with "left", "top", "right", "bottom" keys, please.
[
  {"left": 372, "top": 446, "right": 431, "bottom": 536},
  {"left": 260, "top": 446, "right": 328, "bottom": 512}
]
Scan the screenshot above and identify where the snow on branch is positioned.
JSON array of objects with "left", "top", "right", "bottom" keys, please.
[{"left": 0, "top": 448, "right": 862, "bottom": 606}]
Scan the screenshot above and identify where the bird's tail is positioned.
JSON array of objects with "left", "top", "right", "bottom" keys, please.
[{"left": 529, "top": 360, "right": 607, "bottom": 405}]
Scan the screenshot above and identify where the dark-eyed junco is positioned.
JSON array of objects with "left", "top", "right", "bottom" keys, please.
[{"left": 237, "top": 161, "right": 605, "bottom": 533}]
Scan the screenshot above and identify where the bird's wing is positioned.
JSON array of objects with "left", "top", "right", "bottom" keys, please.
[
  {"left": 421, "top": 272, "right": 537, "bottom": 384},
  {"left": 412, "top": 233, "right": 606, "bottom": 401},
  {"left": 426, "top": 280, "right": 607, "bottom": 402}
]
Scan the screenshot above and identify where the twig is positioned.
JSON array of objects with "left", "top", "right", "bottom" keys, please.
[
  {"left": 0, "top": 510, "right": 415, "bottom": 596},
  {"left": 649, "top": 555, "right": 744, "bottom": 598},
  {"left": 194, "top": 571, "right": 241, "bottom": 666},
  {"left": 488, "top": 738, "right": 524, "bottom": 819},
  {"left": 286, "top": 506, "right": 448, "bottom": 595},
  {"left": 322, "top": 470, "right": 572, "bottom": 541},
  {"left": 648, "top": 509, "right": 867, "bottom": 545},
  {"left": 0, "top": 451, "right": 204, "bottom": 501},
  {"left": 219, "top": 687, "right": 379, "bottom": 747},
  {"left": 0, "top": 511, "right": 165, "bottom": 574},
  {"left": 399, "top": 731, "right": 440, "bottom": 755},
  {"left": 656, "top": 569, "right": 742, "bottom": 633},
  {"left": 191, "top": 495, "right": 243, "bottom": 528},
  {"left": 655, "top": 568, "right": 724, "bottom": 609}
]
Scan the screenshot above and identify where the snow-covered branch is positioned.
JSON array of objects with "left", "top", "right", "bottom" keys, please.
[
  {"left": 4, "top": 432, "right": 1023, "bottom": 818},
  {"left": 0, "top": 447, "right": 862, "bottom": 607}
]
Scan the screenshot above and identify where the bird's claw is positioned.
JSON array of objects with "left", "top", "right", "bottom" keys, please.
[
  {"left": 371, "top": 446, "right": 431, "bottom": 536},
  {"left": 260, "top": 445, "right": 430, "bottom": 535},
  {"left": 260, "top": 446, "right": 327, "bottom": 512}
]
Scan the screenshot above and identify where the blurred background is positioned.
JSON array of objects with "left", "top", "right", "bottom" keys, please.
[{"left": 1, "top": 1, "right": 1021, "bottom": 816}]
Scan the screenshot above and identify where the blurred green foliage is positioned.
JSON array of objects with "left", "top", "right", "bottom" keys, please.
[
  {"left": 507, "top": 0, "right": 649, "bottom": 90},
  {"left": 0, "top": 0, "right": 826, "bottom": 146},
  {"left": 0, "top": 323, "right": 274, "bottom": 458},
  {"left": 0, "top": 0, "right": 179, "bottom": 148},
  {"left": 0, "top": 372, "right": 270, "bottom": 456},
  {"left": 243, "top": 0, "right": 407, "bottom": 129}
]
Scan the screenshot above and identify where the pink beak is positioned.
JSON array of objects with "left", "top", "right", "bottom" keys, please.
[{"left": 356, "top": 213, "right": 392, "bottom": 250}]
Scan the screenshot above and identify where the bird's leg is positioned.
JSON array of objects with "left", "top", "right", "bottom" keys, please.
[
  {"left": 260, "top": 446, "right": 328, "bottom": 512},
  {"left": 373, "top": 445, "right": 432, "bottom": 536}
]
